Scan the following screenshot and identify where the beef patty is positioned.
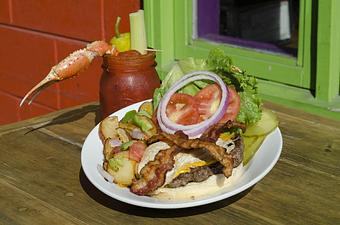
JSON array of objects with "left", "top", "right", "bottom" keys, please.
[{"left": 166, "top": 136, "right": 243, "bottom": 188}]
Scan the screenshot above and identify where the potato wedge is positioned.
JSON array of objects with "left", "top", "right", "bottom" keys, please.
[
  {"left": 116, "top": 128, "right": 131, "bottom": 143},
  {"left": 107, "top": 151, "right": 136, "bottom": 186},
  {"left": 103, "top": 138, "right": 113, "bottom": 160},
  {"left": 103, "top": 138, "right": 121, "bottom": 160},
  {"left": 119, "top": 122, "right": 139, "bottom": 132},
  {"left": 99, "top": 116, "right": 119, "bottom": 143}
]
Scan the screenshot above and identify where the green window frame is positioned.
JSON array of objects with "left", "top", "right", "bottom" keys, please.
[{"left": 144, "top": 0, "right": 340, "bottom": 120}]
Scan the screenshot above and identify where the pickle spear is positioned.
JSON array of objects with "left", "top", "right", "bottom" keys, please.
[
  {"left": 243, "top": 108, "right": 278, "bottom": 137},
  {"left": 243, "top": 135, "right": 265, "bottom": 165}
]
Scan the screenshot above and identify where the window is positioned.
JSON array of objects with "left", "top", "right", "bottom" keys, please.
[
  {"left": 196, "top": 0, "right": 299, "bottom": 57},
  {"left": 144, "top": 0, "right": 340, "bottom": 120},
  {"left": 172, "top": 0, "right": 312, "bottom": 89}
]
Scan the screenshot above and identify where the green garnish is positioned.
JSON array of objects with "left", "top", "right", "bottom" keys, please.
[
  {"left": 133, "top": 114, "right": 154, "bottom": 132},
  {"left": 108, "top": 156, "right": 124, "bottom": 172},
  {"left": 121, "top": 110, "right": 137, "bottom": 123},
  {"left": 137, "top": 110, "right": 152, "bottom": 119},
  {"left": 120, "top": 140, "right": 135, "bottom": 151}
]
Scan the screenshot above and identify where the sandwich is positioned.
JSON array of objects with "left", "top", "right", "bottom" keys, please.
[{"left": 134, "top": 127, "right": 244, "bottom": 200}]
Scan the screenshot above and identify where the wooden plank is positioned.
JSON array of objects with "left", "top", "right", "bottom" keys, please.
[
  {"left": 40, "top": 112, "right": 97, "bottom": 146},
  {"left": 1, "top": 101, "right": 339, "bottom": 224},
  {"left": 234, "top": 159, "right": 340, "bottom": 225},
  {"left": 0, "top": 129, "right": 107, "bottom": 225},
  {"left": 264, "top": 101, "right": 340, "bottom": 129},
  {"left": 0, "top": 128, "right": 276, "bottom": 225},
  {"left": 0, "top": 102, "right": 99, "bottom": 135},
  {"left": 265, "top": 102, "right": 340, "bottom": 176},
  {"left": 0, "top": 179, "right": 86, "bottom": 225}
]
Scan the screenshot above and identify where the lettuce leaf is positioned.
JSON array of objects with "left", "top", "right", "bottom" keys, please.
[
  {"left": 207, "top": 48, "right": 262, "bottom": 125},
  {"left": 237, "top": 91, "right": 262, "bottom": 125},
  {"left": 152, "top": 60, "right": 210, "bottom": 109},
  {"left": 152, "top": 63, "right": 184, "bottom": 109},
  {"left": 153, "top": 48, "right": 262, "bottom": 125},
  {"left": 177, "top": 83, "right": 200, "bottom": 96},
  {"left": 178, "top": 57, "right": 209, "bottom": 73}
]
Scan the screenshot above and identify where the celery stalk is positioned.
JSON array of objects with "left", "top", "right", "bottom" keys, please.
[{"left": 129, "top": 10, "right": 147, "bottom": 54}]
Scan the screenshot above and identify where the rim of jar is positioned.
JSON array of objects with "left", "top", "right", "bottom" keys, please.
[{"left": 103, "top": 50, "right": 157, "bottom": 72}]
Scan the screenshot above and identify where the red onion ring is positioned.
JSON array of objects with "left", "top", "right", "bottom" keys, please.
[
  {"left": 157, "top": 71, "right": 228, "bottom": 137},
  {"left": 131, "top": 129, "right": 145, "bottom": 140},
  {"left": 160, "top": 73, "right": 227, "bottom": 130},
  {"left": 109, "top": 139, "right": 122, "bottom": 147}
]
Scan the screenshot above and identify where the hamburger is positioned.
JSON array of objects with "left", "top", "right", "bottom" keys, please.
[
  {"left": 131, "top": 124, "right": 245, "bottom": 200},
  {"left": 99, "top": 110, "right": 246, "bottom": 200}
]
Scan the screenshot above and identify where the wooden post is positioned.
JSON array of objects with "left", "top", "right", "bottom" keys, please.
[
  {"left": 144, "top": 0, "right": 175, "bottom": 80},
  {"left": 316, "top": 0, "right": 340, "bottom": 102}
]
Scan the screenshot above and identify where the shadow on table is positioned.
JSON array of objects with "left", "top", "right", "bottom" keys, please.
[
  {"left": 79, "top": 167, "right": 253, "bottom": 217},
  {"left": 24, "top": 104, "right": 101, "bottom": 134}
]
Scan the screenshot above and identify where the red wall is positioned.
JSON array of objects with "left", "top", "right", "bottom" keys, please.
[{"left": 0, "top": 0, "right": 140, "bottom": 125}]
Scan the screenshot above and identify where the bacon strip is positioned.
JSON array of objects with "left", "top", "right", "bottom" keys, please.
[
  {"left": 130, "top": 145, "right": 180, "bottom": 195},
  {"left": 132, "top": 130, "right": 235, "bottom": 195},
  {"left": 160, "top": 131, "right": 234, "bottom": 177},
  {"left": 200, "top": 121, "right": 246, "bottom": 142}
]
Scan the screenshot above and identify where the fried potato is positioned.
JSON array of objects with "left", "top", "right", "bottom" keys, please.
[
  {"left": 106, "top": 151, "right": 136, "bottom": 186},
  {"left": 103, "top": 138, "right": 117, "bottom": 160},
  {"left": 99, "top": 116, "right": 119, "bottom": 143},
  {"left": 116, "top": 128, "right": 131, "bottom": 143}
]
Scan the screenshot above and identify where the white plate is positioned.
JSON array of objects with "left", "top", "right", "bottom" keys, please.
[{"left": 81, "top": 100, "right": 283, "bottom": 209}]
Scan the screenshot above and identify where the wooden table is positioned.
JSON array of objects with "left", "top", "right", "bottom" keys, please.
[{"left": 0, "top": 102, "right": 339, "bottom": 225}]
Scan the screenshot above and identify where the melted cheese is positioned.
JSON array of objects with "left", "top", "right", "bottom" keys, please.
[
  {"left": 174, "top": 161, "right": 208, "bottom": 177},
  {"left": 220, "top": 132, "right": 234, "bottom": 141}
]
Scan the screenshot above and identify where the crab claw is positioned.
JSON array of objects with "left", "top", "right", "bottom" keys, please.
[
  {"left": 19, "top": 70, "right": 59, "bottom": 106},
  {"left": 20, "top": 41, "right": 113, "bottom": 106}
]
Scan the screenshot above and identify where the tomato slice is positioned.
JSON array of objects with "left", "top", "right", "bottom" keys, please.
[
  {"left": 194, "top": 84, "right": 222, "bottom": 120},
  {"left": 128, "top": 141, "right": 146, "bottom": 162},
  {"left": 166, "top": 93, "right": 200, "bottom": 125},
  {"left": 219, "top": 86, "right": 240, "bottom": 123}
]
